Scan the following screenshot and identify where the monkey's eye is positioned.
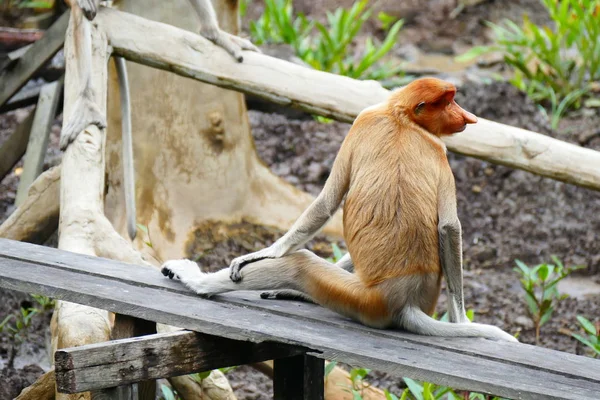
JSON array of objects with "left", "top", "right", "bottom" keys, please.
[{"left": 415, "top": 102, "right": 426, "bottom": 115}]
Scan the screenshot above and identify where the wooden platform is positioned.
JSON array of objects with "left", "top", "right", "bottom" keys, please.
[{"left": 1, "top": 238, "right": 599, "bottom": 399}]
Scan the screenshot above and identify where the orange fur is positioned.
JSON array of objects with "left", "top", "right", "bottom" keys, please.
[{"left": 320, "top": 78, "right": 475, "bottom": 318}]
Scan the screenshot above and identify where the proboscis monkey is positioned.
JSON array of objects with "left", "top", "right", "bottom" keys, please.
[
  {"left": 161, "top": 77, "right": 517, "bottom": 342},
  {"left": 60, "top": 0, "right": 259, "bottom": 240}
]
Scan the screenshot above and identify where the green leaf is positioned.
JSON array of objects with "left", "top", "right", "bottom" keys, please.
[
  {"left": 331, "top": 243, "right": 345, "bottom": 262},
  {"left": 571, "top": 333, "right": 598, "bottom": 351},
  {"left": 514, "top": 259, "right": 530, "bottom": 275},
  {"left": 136, "top": 224, "right": 149, "bottom": 234},
  {"left": 325, "top": 361, "right": 337, "bottom": 377},
  {"left": 352, "top": 390, "right": 363, "bottom": 400},
  {"left": 576, "top": 316, "right": 597, "bottom": 335},
  {"left": 537, "top": 263, "right": 550, "bottom": 281},
  {"left": 18, "top": 1, "right": 53, "bottom": 8},
  {"left": 403, "top": 378, "right": 425, "bottom": 400},
  {"left": 466, "top": 309, "right": 475, "bottom": 322},
  {"left": 385, "top": 390, "right": 400, "bottom": 400},
  {"left": 455, "top": 46, "right": 494, "bottom": 62}
]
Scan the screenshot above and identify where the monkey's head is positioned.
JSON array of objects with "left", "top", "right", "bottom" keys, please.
[{"left": 394, "top": 77, "right": 478, "bottom": 136}]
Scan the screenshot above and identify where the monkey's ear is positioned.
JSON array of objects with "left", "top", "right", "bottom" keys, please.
[{"left": 414, "top": 102, "right": 426, "bottom": 115}]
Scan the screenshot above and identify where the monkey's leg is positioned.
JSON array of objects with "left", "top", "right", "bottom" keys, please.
[
  {"left": 187, "top": 0, "right": 259, "bottom": 63},
  {"left": 229, "top": 136, "right": 352, "bottom": 282},
  {"left": 162, "top": 250, "right": 392, "bottom": 328},
  {"left": 437, "top": 171, "right": 469, "bottom": 324},
  {"left": 438, "top": 221, "right": 468, "bottom": 323},
  {"left": 260, "top": 252, "right": 353, "bottom": 302},
  {"left": 336, "top": 252, "right": 354, "bottom": 272}
]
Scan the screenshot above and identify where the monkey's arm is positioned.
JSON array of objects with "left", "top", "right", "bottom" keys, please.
[
  {"left": 228, "top": 142, "right": 353, "bottom": 282},
  {"left": 187, "top": 0, "right": 259, "bottom": 62},
  {"left": 437, "top": 170, "right": 469, "bottom": 324}
]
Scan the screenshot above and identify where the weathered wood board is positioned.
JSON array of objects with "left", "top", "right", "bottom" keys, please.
[
  {"left": 54, "top": 330, "right": 305, "bottom": 393},
  {"left": 0, "top": 239, "right": 599, "bottom": 400},
  {"left": 0, "top": 12, "right": 67, "bottom": 108}
]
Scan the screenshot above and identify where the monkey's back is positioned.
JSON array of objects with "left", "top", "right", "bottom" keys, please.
[{"left": 343, "top": 111, "right": 448, "bottom": 287}]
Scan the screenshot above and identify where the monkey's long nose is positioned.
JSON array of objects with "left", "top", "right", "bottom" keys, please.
[{"left": 463, "top": 109, "right": 478, "bottom": 124}]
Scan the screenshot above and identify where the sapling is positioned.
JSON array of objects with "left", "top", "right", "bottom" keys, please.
[
  {"left": 513, "top": 256, "right": 585, "bottom": 343},
  {"left": 571, "top": 315, "right": 600, "bottom": 357}
]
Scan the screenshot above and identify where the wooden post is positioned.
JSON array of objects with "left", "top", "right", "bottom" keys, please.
[
  {"left": 274, "top": 354, "right": 324, "bottom": 400},
  {"left": 15, "top": 79, "right": 62, "bottom": 205}
]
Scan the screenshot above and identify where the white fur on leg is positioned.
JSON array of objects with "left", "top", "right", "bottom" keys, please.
[{"left": 161, "top": 259, "right": 236, "bottom": 297}]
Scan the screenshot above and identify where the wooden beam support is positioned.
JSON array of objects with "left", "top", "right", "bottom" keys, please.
[
  {"left": 0, "top": 11, "right": 67, "bottom": 108},
  {"left": 99, "top": 7, "right": 600, "bottom": 192},
  {"left": 274, "top": 354, "right": 324, "bottom": 400},
  {"left": 55, "top": 330, "right": 305, "bottom": 393},
  {"left": 15, "top": 79, "right": 62, "bottom": 205}
]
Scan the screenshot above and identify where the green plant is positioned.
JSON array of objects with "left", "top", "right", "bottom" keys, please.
[
  {"left": 0, "top": 304, "right": 39, "bottom": 367},
  {"left": 571, "top": 315, "right": 600, "bottom": 357},
  {"left": 137, "top": 223, "right": 164, "bottom": 264},
  {"left": 248, "top": 0, "right": 407, "bottom": 86},
  {"left": 0, "top": 0, "right": 53, "bottom": 10},
  {"left": 325, "top": 242, "right": 346, "bottom": 263},
  {"left": 458, "top": 0, "right": 600, "bottom": 128},
  {"left": 513, "top": 256, "right": 585, "bottom": 342},
  {"left": 400, "top": 377, "right": 459, "bottom": 400}
]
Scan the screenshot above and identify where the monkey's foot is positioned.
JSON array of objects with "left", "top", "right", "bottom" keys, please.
[
  {"left": 197, "top": 28, "right": 260, "bottom": 63},
  {"left": 260, "top": 290, "right": 315, "bottom": 303},
  {"left": 76, "top": 0, "right": 98, "bottom": 20},
  {"left": 161, "top": 259, "right": 227, "bottom": 297},
  {"left": 60, "top": 96, "right": 106, "bottom": 150}
]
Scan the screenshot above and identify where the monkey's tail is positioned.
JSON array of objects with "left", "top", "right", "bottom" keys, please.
[{"left": 400, "top": 307, "right": 518, "bottom": 342}]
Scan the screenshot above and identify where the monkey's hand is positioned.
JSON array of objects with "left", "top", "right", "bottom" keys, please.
[
  {"left": 76, "top": 0, "right": 99, "bottom": 20},
  {"left": 198, "top": 27, "right": 260, "bottom": 63},
  {"left": 60, "top": 95, "right": 107, "bottom": 150},
  {"left": 229, "top": 247, "right": 279, "bottom": 282}
]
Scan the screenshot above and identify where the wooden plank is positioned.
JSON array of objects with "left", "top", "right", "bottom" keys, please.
[
  {"left": 274, "top": 355, "right": 324, "bottom": 400},
  {"left": 0, "top": 85, "right": 42, "bottom": 113},
  {"left": 0, "top": 243, "right": 599, "bottom": 399},
  {"left": 15, "top": 80, "right": 62, "bottom": 205},
  {"left": 0, "top": 238, "right": 594, "bottom": 384},
  {"left": 0, "top": 109, "right": 35, "bottom": 180},
  {"left": 55, "top": 330, "right": 305, "bottom": 393},
  {"left": 0, "top": 44, "right": 33, "bottom": 72},
  {"left": 0, "top": 11, "right": 67, "bottom": 108}
]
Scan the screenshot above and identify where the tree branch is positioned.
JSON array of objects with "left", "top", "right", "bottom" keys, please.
[{"left": 98, "top": 6, "right": 600, "bottom": 192}]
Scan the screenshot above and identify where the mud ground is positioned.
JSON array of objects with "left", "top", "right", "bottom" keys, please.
[{"left": 1, "top": 0, "right": 600, "bottom": 398}]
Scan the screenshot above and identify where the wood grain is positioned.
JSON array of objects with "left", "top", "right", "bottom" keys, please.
[{"left": 55, "top": 330, "right": 304, "bottom": 393}]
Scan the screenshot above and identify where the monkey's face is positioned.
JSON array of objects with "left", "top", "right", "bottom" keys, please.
[
  {"left": 412, "top": 92, "right": 477, "bottom": 136},
  {"left": 401, "top": 78, "right": 478, "bottom": 136}
]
